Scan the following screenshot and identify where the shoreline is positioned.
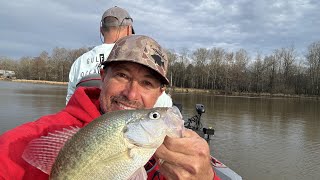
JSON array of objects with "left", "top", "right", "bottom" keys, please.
[
  {"left": 169, "top": 87, "right": 319, "bottom": 100},
  {"left": 1, "top": 78, "right": 67, "bottom": 85},
  {"left": 1, "top": 79, "right": 319, "bottom": 100}
]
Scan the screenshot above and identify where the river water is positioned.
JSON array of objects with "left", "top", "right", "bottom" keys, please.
[{"left": 0, "top": 80, "right": 319, "bottom": 179}]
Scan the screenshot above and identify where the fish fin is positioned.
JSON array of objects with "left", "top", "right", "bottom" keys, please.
[
  {"left": 127, "top": 167, "right": 148, "bottom": 180},
  {"left": 22, "top": 126, "right": 81, "bottom": 174}
]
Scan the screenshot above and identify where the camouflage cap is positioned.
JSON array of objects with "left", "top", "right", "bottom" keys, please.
[{"left": 102, "top": 35, "right": 169, "bottom": 85}]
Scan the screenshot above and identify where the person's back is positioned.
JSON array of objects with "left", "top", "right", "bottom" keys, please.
[
  {"left": 66, "top": 6, "right": 134, "bottom": 104},
  {"left": 67, "top": 44, "right": 114, "bottom": 101}
]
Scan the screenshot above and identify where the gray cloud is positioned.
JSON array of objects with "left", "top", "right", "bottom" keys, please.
[{"left": 0, "top": 0, "right": 319, "bottom": 59}]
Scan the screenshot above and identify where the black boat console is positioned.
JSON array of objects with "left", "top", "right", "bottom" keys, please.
[{"left": 177, "top": 103, "right": 215, "bottom": 142}]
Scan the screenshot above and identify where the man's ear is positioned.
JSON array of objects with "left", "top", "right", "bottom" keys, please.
[
  {"left": 127, "top": 25, "right": 132, "bottom": 35},
  {"left": 160, "top": 86, "right": 166, "bottom": 93},
  {"left": 100, "top": 27, "right": 104, "bottom": 37},
  {"left": 100, "top": 68, "right": 106, "bottom": 80}
]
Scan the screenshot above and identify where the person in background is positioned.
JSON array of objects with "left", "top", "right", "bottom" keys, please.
[
  {"left": 66, "top": 6, "right": 134, "bottom": 104},
  {"left": 0, "top": 35, "right": 219, "bottom": 180},
  {"left": 66, "top": 6, "right": 173, "bottom": 107}
]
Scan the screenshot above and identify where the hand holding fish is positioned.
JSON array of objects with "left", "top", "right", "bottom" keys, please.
[{"left": 155, "top": 129, "right": 214, "bottom": 180}]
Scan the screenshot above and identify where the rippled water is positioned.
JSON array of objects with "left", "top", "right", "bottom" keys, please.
[
  {"left": 0, "top": 81, "right": 66, "bottom": 133},
  {"left": 1, "top": 80, "right": 319, "bottom": 179},
  {"left": 173, "top": 93, "right": 320, "bottom": 179}
]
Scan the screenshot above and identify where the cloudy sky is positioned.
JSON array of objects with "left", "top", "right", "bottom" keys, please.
[{"left": 1, "top": 0, "right": 319, "bottom": 59}]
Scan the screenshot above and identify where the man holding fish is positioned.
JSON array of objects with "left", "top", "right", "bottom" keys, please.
[{"left": 0, "top": 34, "right": 219, "bottom": 179}]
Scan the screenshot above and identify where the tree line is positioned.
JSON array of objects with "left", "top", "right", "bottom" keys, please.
[
  {"left": 167, "top": 41, "right": 320, "bottom": 96},
  {"left": 1, "top": 41, "right": 320, "bottom": 96},
  {"left": 0, "top": 47, "right": 90, "bottom": 82}
]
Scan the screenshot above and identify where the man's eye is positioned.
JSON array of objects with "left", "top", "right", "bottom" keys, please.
[
  {"left": 116, "top": 73, "right": 128, "bottom": 79},
  {"left": 141, "top": 80, "right": 153, "bottom": 88}
]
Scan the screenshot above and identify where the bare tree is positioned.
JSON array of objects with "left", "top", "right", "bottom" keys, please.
[
  {"left": 233, "top": 49, "right": 249, "bottom": 92},
  {"left": 192, "top": 48, "right": 209, "bottom": 89},
  {"left": 166, "top": 49, "right": 178, "bottom": 87},
  {"left": 249, "top": 53, "right": 265, "bottom": 93},
  {"left": 306, "top": 41, "right": 320, "bottom": 95},
  {"left": 16, "top": 56, "right": 33, "bottom": 79},
  {"left": 31, "top": 51, "right": 49, "bottom": 80},
  {"left": 0, "top": 57, "right": 17, "bottom": 71},
  {"left": 208, "top": 48, "right": 225, "bottom": 90}
]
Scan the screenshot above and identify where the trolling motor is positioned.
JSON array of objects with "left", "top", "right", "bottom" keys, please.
[{"left": 183, "top": 104, "right": 215, "bottom": 142}]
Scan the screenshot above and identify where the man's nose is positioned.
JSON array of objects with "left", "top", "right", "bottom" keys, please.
[{"left": 123, "top": 81, "right": 140, "bottom": 101}]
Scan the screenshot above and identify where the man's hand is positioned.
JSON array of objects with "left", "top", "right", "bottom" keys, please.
[{"left": 155, "top": 129, "right": 214, "bottom": 180}]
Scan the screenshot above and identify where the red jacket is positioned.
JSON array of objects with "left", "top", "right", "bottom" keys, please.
[{"left": 0, "top": 87, "right": 219, "bottom": 180}]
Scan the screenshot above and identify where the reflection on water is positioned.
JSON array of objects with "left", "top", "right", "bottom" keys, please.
[
  {"left": 0, "top": 81, "right": 66, "bottom": 133},
  {"left": 172, "top": 93, "right": 320, "bottom": 180},
  {"left": 1, "top": 81, "right": 319, "bottom": 179}
]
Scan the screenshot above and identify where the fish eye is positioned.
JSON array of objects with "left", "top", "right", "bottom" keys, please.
[{"left": 149, "top": 111, "right": 161, "bottom": 119}]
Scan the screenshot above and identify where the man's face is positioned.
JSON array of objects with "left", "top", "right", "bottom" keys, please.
[{"left": 99, "top": 62, "right": 164, "bottom": 113}]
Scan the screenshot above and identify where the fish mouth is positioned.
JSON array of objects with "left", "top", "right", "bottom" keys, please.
[{"left": 171, "top": 106, "right": 183, "bottom": 119}]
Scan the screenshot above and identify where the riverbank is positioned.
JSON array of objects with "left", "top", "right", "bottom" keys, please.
[
  {"left": 0, "top": 78, "right": 67, "bottom": 85},
  {"left": 2, "top": 78, "right": 318, "bottom": 100},
  {"left": 168, "top": 87, "right": 320, "bottom": 100}
]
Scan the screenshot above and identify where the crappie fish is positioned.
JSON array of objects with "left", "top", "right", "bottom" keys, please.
[{"left": 22, "top": 106, "right": 184, "bottom": 180}]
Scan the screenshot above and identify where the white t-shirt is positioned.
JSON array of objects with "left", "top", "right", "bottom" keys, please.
[
  {"left": 154, "top": 92, "right": 173, "bottom": 107},
  {"left": 66, "top": 44, "right": 115, "bottom": 104}
]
